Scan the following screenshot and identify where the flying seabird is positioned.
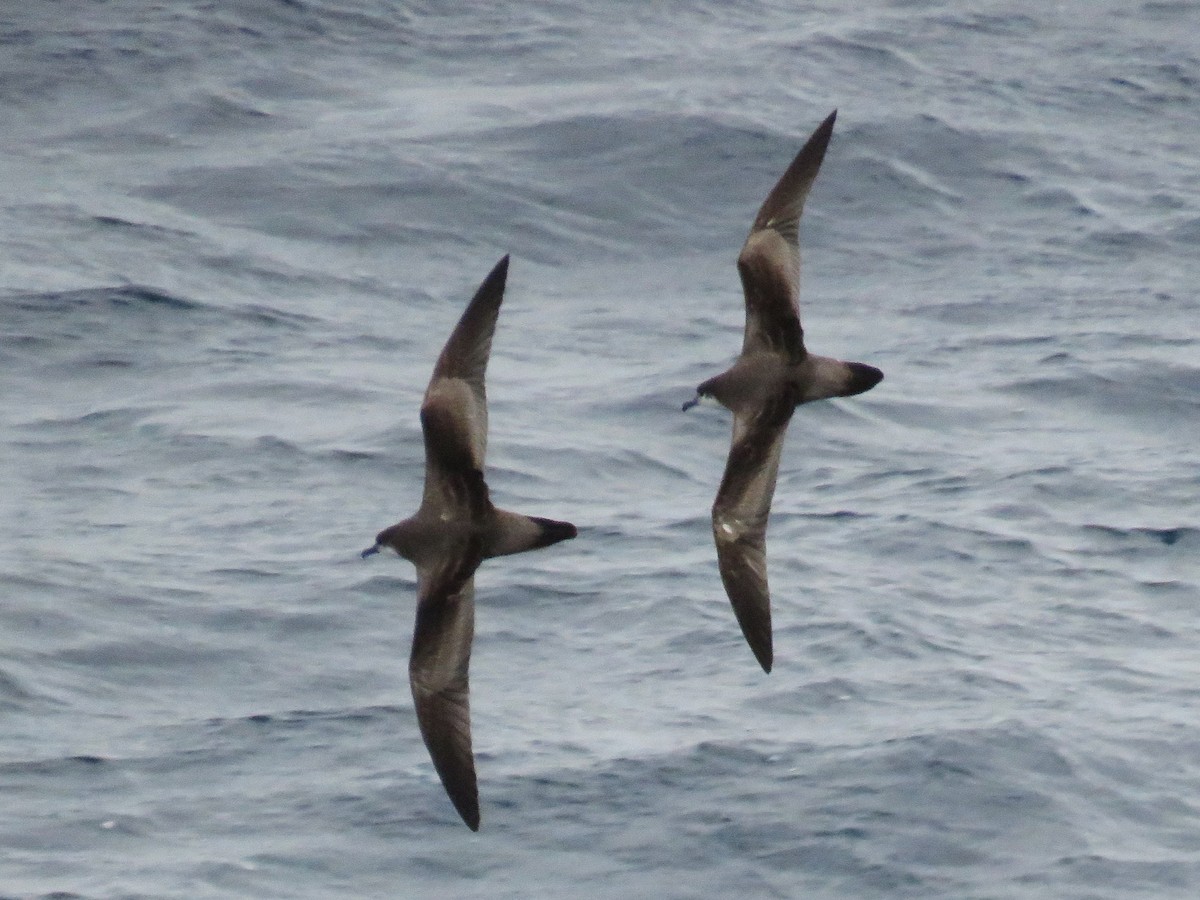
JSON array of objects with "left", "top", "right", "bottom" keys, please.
[
  {"left": 683, "top": 110, "right": 883, "bottom": 673},
  {"left": 361, "top": 255, "right": 577, "bottom": 830}
]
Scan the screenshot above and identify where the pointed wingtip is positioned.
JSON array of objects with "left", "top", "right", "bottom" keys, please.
[
  {"left": 748, "top": 109, "right": 840, "bottom": 236},
  {"left": 444, "top": 253, "right": 510, "bottom": 349},
  {"left": 800, "top": 109, "right": 838, "bottom": 168},
  {"left": 448, "top": 776, "right": 481, "bottom": 830},
  {"left": 486, "top": 254, "right": 510, "bottom": 287},
  {"left": 809, "top": 109, "right": 837, "bottom": 154},
  {"left": 818, "top": 111, "right": 838, "bottom": 147},
  {"left": 447, "top": 790, "right": 480, "bottom": 830},
  {"left": 753, "top": 643, "right": 773, "bottom": 674}
]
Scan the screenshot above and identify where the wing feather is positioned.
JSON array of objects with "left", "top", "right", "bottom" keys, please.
[
  {"left": 420, "top": 389, "right": 492, "bottom": 513},
  {"left": 419, "top": 256, "right": 508, "bottom": 510},
  {"left": 423, "top": 255, "right": 509, "bottom": 468},
  {"left": 410, "top": 569, "right": 480, "bottom": 830},
  {"left": 736, "top": 111, "right": 836, "bottom": 361},
  {"left": 711, "top": 397, "right": 795, "bottom": 672}
]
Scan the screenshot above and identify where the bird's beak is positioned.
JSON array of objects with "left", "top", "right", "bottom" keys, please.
[
  {"left": 682, "top": 395, "right": 700, "bottom": 411},
  {"left": 360, "top": 543, "right": 381, "bottom": 559}
]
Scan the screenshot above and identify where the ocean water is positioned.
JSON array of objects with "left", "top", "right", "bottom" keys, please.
[{"left": 2, "top": 0, "right": 1199, "bottom": 896}]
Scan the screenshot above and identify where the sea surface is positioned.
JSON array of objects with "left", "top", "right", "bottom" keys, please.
[{"left": 2, "top": 1, "right": 1199, "bottom": 897}]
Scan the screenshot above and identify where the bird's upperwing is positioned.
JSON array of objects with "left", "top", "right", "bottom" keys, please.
[
  {"left": 410, "top": 566, "right": 480, "bottom": 830},
  {"left": 711, "top": 396, "right": 796, "bottom": 673},
  {"left": 736, "top": 110, "right": 836, "bottom": 362},
  {"left": 419, "top": 382, "right": 493, "bottom": 515},
  {"left": 423, "top": 255, "right": 510, "bottom": 468}
]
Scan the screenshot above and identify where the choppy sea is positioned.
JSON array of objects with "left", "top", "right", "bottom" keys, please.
[{"left": 3, "top": 1, "right": 1199, "bottom": 897}]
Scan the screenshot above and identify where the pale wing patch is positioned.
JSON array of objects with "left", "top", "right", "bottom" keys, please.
[{"left": 717, "top": 518, "right": 739, "bottom": 539}]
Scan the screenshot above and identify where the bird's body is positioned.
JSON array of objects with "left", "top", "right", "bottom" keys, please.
[
  {"left": 685, "top": 110, "right": 883, "bottom": 673},
  {"left": 362, "top": 256, "right": 576, "bottom": 830}
]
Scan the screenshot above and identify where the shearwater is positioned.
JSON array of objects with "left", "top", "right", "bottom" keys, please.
[
  {"left": 361, "top": 256, "right": 577, "bottom": 830},
  {"left": 683, "top": 111, "right": 883, "bottom": 673}
]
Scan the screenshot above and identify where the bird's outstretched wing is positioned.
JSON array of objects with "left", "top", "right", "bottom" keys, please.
[
  {"left": 711, "top": 395, "right": 796, "bottom": 673},
  {"left": 410, "top": 565, "right": 481, "bottom": 830},
  {"left": 736, "top": 111, "right": 836, "bottom": 362},
  {"left": 420, "top": 256, "right": 508, "bottom": 509}
]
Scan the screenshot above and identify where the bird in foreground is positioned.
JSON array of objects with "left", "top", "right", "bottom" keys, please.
[
  {"left": 361, "top": 255, "right": 577, "bottom": 830},
  {"left": 683, "top": 110, "right": 883, "bottom": 673}
]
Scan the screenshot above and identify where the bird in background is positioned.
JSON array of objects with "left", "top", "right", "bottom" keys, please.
[
  {"left": 683, "top": 110, "right": 883, "bottom": 673},
  {"left": 362, "top": 256, "right": 577, "bottom": 830}
]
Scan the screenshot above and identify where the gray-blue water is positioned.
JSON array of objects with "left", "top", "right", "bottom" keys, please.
[{"left": 3, "top": 1, "right": 1199, "bottom": 896}]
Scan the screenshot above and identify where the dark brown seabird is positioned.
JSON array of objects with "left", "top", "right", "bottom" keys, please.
[
  {"left": 361, "top": 256, "right": 577, "bottom": 830},
  {"left": 683, "top": 110, "right": 883, "bottom": 673}
]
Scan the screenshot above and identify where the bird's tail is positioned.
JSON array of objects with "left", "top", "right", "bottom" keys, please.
[
  {"left": 527, "top": 516, "right": 578, "bottom": 550},
  {"left": 840, "top": 361, "right": 884, "bottom": 398},
  {"left": 488, "top": 510, "right": 578, "bottom": 557}
]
